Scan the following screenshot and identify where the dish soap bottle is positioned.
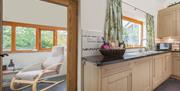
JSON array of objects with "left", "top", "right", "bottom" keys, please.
[{"left": 8, "top": 59, "right": 15, "bottom": 71}]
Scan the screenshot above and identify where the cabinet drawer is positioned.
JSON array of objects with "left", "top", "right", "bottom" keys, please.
[{"left": 101, "top": 62, "right": 132, "bottom": 78}]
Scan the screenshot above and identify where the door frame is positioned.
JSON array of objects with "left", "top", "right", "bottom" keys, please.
[
  {"left": 0, "top": 0, "right": 78, "bottom": 91},
  {"left": 0, "top": 0, "right": 2, "bottom": 90}
]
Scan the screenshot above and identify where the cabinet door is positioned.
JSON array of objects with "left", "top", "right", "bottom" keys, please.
[
  {"left": 158, "top": 9, "right": 176, "bottom": 38},
  {"left": 172, "top": 57, "right": 180, "bottom": 77},
  {"left": 153, "top": 55, "right": 164, "bottom": 89},
  {"left": 102, "top": 70, "right": 132, "bottom": 91},
  {"left": 165, "top": 54, "right": 172, "bottom": 79},
  {"left": 132, "top": 57, "right": 153, "bottom": 91},
  {"left": 176, "top": 7, "right": 180, "bottom": 35}
]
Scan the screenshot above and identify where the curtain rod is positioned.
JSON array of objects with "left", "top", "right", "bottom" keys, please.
[{"left": 122, "top": 1, "right": 150, "bottom": 15}]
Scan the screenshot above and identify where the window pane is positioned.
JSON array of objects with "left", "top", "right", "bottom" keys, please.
[
  {"left": 3, "top": 26, "right": 12, "bottom": 51},
  {"left": 57, "top": 31, "right": 67, "bottom": 47},
  {"left": 123, "top": 20, "right": 142, "bottom": 47},
  {"left": 16, "top": 27, "right": 36, "bottom": 50},
  {"left": 41, "top": 30, "right": 53, "bottom": 48}
]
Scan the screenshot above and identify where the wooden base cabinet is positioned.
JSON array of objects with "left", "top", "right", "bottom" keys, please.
[
  {"left": 132, "top": 57, "right": 153, "bottom": 91},
  {"left": 102, "top": 70, "right": 132, "bottom": 91},
  {"left": 83, "top": 53, "right": 172, "bottom": 91},
  {"left": 172, "top": 53, "right": 180, "bottom": 78},
  {"left": 153, "top": 55, "right": 164, "bottom": 89},
  {"left": 164, "top": 53, "right": 172, "bottom": 79},
  {"left": 153, "top": 53, "right": 172, "bottom": 89}
]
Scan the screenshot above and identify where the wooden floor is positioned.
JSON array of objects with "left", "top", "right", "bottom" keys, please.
[
  {"left": 3, "top": 76, "right": 66, "bottom": 91},
  {"left": 155, "top": 78, "right": 180, "bottom": 91}
]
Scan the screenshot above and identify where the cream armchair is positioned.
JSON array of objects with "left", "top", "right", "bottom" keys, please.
[{"left": 10, "top": 46, "right": 65, "bottom": 91}]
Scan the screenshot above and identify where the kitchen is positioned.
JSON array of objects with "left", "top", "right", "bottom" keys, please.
[{"left": 81, "top": 0, "right": 180, "bottom": 91}]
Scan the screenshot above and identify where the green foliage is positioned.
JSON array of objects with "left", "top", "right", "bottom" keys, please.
[
  {"left": 41, "top": 31, "right": 53, "bottom": 48},
  {"left": 58, "top": 31, "right": 67, "bottom": 47},
  {"left": 2, "top": 26, "right": 67, "bottom": 51},
  {"left": 3, "top": 26, "right": 11, "bottom": 50},
  {"left": 122, "top": 20, "right": 141, "bottom": 46},
  {"left": 16, "top": 27, "right": 36, "bottom": 50}
]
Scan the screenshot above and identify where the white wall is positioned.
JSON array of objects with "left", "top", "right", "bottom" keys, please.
[
  {"left": 3, "top": 0, "right": 67, "bottom": 75},
  {"left": 3, "top": 0, "right": 67, "bottom": 27},
  {"left": 80, "top": 0, "right": 164, "bottom": 32}
]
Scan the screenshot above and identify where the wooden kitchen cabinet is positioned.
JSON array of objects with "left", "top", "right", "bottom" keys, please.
[
  {"left": 157, "top": 7, "right": 177, "bottom": 38},
  {"left": 132, "top": 57, "right": 153, "bottom": 91},
  {"left": 102, "top": 70, "right": 132, "bottom": 91},
  {"left": 176, "top": 5, "right": 180, "bottom": 35},
  {"left": 83, "top": 53, "right": 172, "bottom": 91},
  {"left": 164, "top": 53, "right": 172, "bottom": 79},
  {"left": 172, "top": 53, "right": 180, "bottom": 78},
  {"left": 101, "top": 62, "right": 132, "bottom": 91},
  {"left": 153, "top": 55, "right": 164, "bottom": 89}
]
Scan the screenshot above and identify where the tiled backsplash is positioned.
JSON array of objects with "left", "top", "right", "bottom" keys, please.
[
  {"left": 81, "top": 30, "right": 104, "bottom": 57},
  {"left": 156, "top": 37, "right": 180, "bottom": 51}
]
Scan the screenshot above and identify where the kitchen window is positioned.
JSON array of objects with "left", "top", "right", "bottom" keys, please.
[{"left": 122, "top": 16, "right": 144, "bottom": 48}]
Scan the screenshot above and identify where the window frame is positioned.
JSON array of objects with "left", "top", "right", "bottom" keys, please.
[
  {"left": 2, "top": 21, "right": 67, "bottom": 53},
  {"left": 122, "top": 16, "right": 144, "bottom": 48},
  {"left": 39, "top": 29, "right": 56, "bottom": 51}
]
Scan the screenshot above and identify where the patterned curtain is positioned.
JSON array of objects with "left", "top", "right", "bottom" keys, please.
[
  {"left": 104, "top": 0, "right": 123, "bottom": 43},
  {"left": 146, "top": 14, "right": 155, "bottom": 50}
]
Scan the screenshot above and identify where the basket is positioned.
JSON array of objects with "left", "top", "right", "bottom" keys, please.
[{"left": 99, "top": 48, "right": 126, "bottom": 58}]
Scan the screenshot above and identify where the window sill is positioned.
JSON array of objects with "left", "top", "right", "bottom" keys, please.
[
  {"left": 3, "top": 50, "right": 51, "bottom": 54},
  {"left": 126, "top": 47, "right": 145, "bottom": 49}
]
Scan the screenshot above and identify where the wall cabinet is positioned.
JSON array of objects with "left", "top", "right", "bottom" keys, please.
[{"left": 157, "top": 4, "right": 180, "bottom": 38}]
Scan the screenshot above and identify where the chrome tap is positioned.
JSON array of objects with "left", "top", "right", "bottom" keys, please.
[{"left": 141, "top": 39, "right": 148, "bottom": 52}]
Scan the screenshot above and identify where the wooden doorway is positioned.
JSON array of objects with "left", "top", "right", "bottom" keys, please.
[
  {"left": 0, "top": 0, "right": 3, "bottom": 90},
  {"left": 0, "top": 0, "right": 78, "bottom": 91}
]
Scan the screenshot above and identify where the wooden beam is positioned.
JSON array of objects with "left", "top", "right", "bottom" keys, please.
[
  {"left": 67, "top": 0, "right": 78, "bottom": 91},
  {"left": 0, "top": 0, "right": 2, "bottom": 90},
  {"left": 42, "top": 0, "right": 78, "bottom": 91}
]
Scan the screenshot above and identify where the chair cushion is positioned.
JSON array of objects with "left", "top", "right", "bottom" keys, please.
[
  {"left": 15, "top": 70, "right": 55, "bottom": 80},
  {"left": 42, "top": 56, "right": 64, "bottom": 70}
]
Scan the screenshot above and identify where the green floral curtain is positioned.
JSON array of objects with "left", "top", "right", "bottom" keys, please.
[
  {"left": 104, "top": 0, "right": 123, "bottom": 42},
  {"left": 146, "top": 14, "right": 155, "bottom": 50}
]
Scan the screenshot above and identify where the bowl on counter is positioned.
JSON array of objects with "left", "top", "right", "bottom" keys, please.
[{"left": 99, "top": 48, "right": 126, "bottom": 58}]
